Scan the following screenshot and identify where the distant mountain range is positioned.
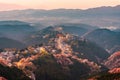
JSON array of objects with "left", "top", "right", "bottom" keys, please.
[{"left": 0, "top": 5, "right": 119, "bottom": 28}]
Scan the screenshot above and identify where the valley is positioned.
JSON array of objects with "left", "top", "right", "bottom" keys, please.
[{"left": 0, "top": 5, "right": 120, "bottom": 80}]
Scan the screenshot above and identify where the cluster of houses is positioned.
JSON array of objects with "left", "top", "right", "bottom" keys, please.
[
  {"left": 0, "top": 32, "right": 81, "bottom": 67},
  {"left": 0, "top": 32, "right": 93, "bottom": 80},
  {"left": 0, "top": 45, "right": 49, "bottom": 67}
]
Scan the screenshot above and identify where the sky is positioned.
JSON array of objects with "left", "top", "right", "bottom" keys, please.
[{"left": 0, "top": 0, "right": 120, "bottom": 11}]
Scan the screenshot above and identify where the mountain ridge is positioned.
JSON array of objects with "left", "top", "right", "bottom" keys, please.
[{"left": 0, "top": 5, "right": 119, "bottom": 27}]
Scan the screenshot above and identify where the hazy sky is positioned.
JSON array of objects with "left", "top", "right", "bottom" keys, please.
[{"left": 0, "top": 0, "right": 120, "bottom": 11}]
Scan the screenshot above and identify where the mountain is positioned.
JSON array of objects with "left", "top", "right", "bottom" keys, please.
[
  {"left": 25, "top": 26, "right": 60, "bottom": 45},
  {"left": 32, "top": 54, "right": 99, "bottom": 80},
  {"left": 25, "top": 24, "right": 96, "bottom": 45},
  {"left": 104, "top": 51, "right": 120, "bottom": 69},
  {"left": 69, "top": 38, "right": 109, "bottom": 63},
  {"left": 0, "top": 5, "right": 119, "bottom": 80},
  {"left": 26, "top": 27, "right": 109, "bottom": 63},
  {"left": 54, "top": 23, "right": 97, "bottom": 36},
  {"left": 88, "top": 70, "right": 120, "bottom": 80},
  {"left": 0, "top": 20, "right": 36, "bottom": 42},
  {"left": 0, "top": 5, "right": 119, "bottom": 27},
  {"left": 0, "top": 37, "right": 26, "bottom": 49},
  {"left": 0, "top": 26, "right": 111, "bottom": 80},
  {"left": 0, "top": 20, "right": 29, "bottom": 25},
  {"left": 114, "top": 29, "right": 120, "bottom": 32},
  {"left": 85, "top": 29, "right": 120, "bottom": 54}
]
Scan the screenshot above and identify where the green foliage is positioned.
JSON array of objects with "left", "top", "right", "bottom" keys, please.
[
  {"left": 97, "top": 72, "right": 120, "bottom": 80},
  {"left": 68, "top": 59, "right": 91, "bottom": 80},
  {"left": 69, "top": 39, "right": 109, "bottom": 63},
  {"left": 32, "top": 54, "right": 95, "bottom": 80},
  {"left": 0, "top": 64, "right": 31, "bottom": 80},
  {"left": 88, "top": 71, "right": 120, "bottom": 80},
  {"left": 86, "top": 29, "right": 120, "bottom": 53},
  {"left": 33, "top": 54, "right": 70, "bottom": 80}
]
